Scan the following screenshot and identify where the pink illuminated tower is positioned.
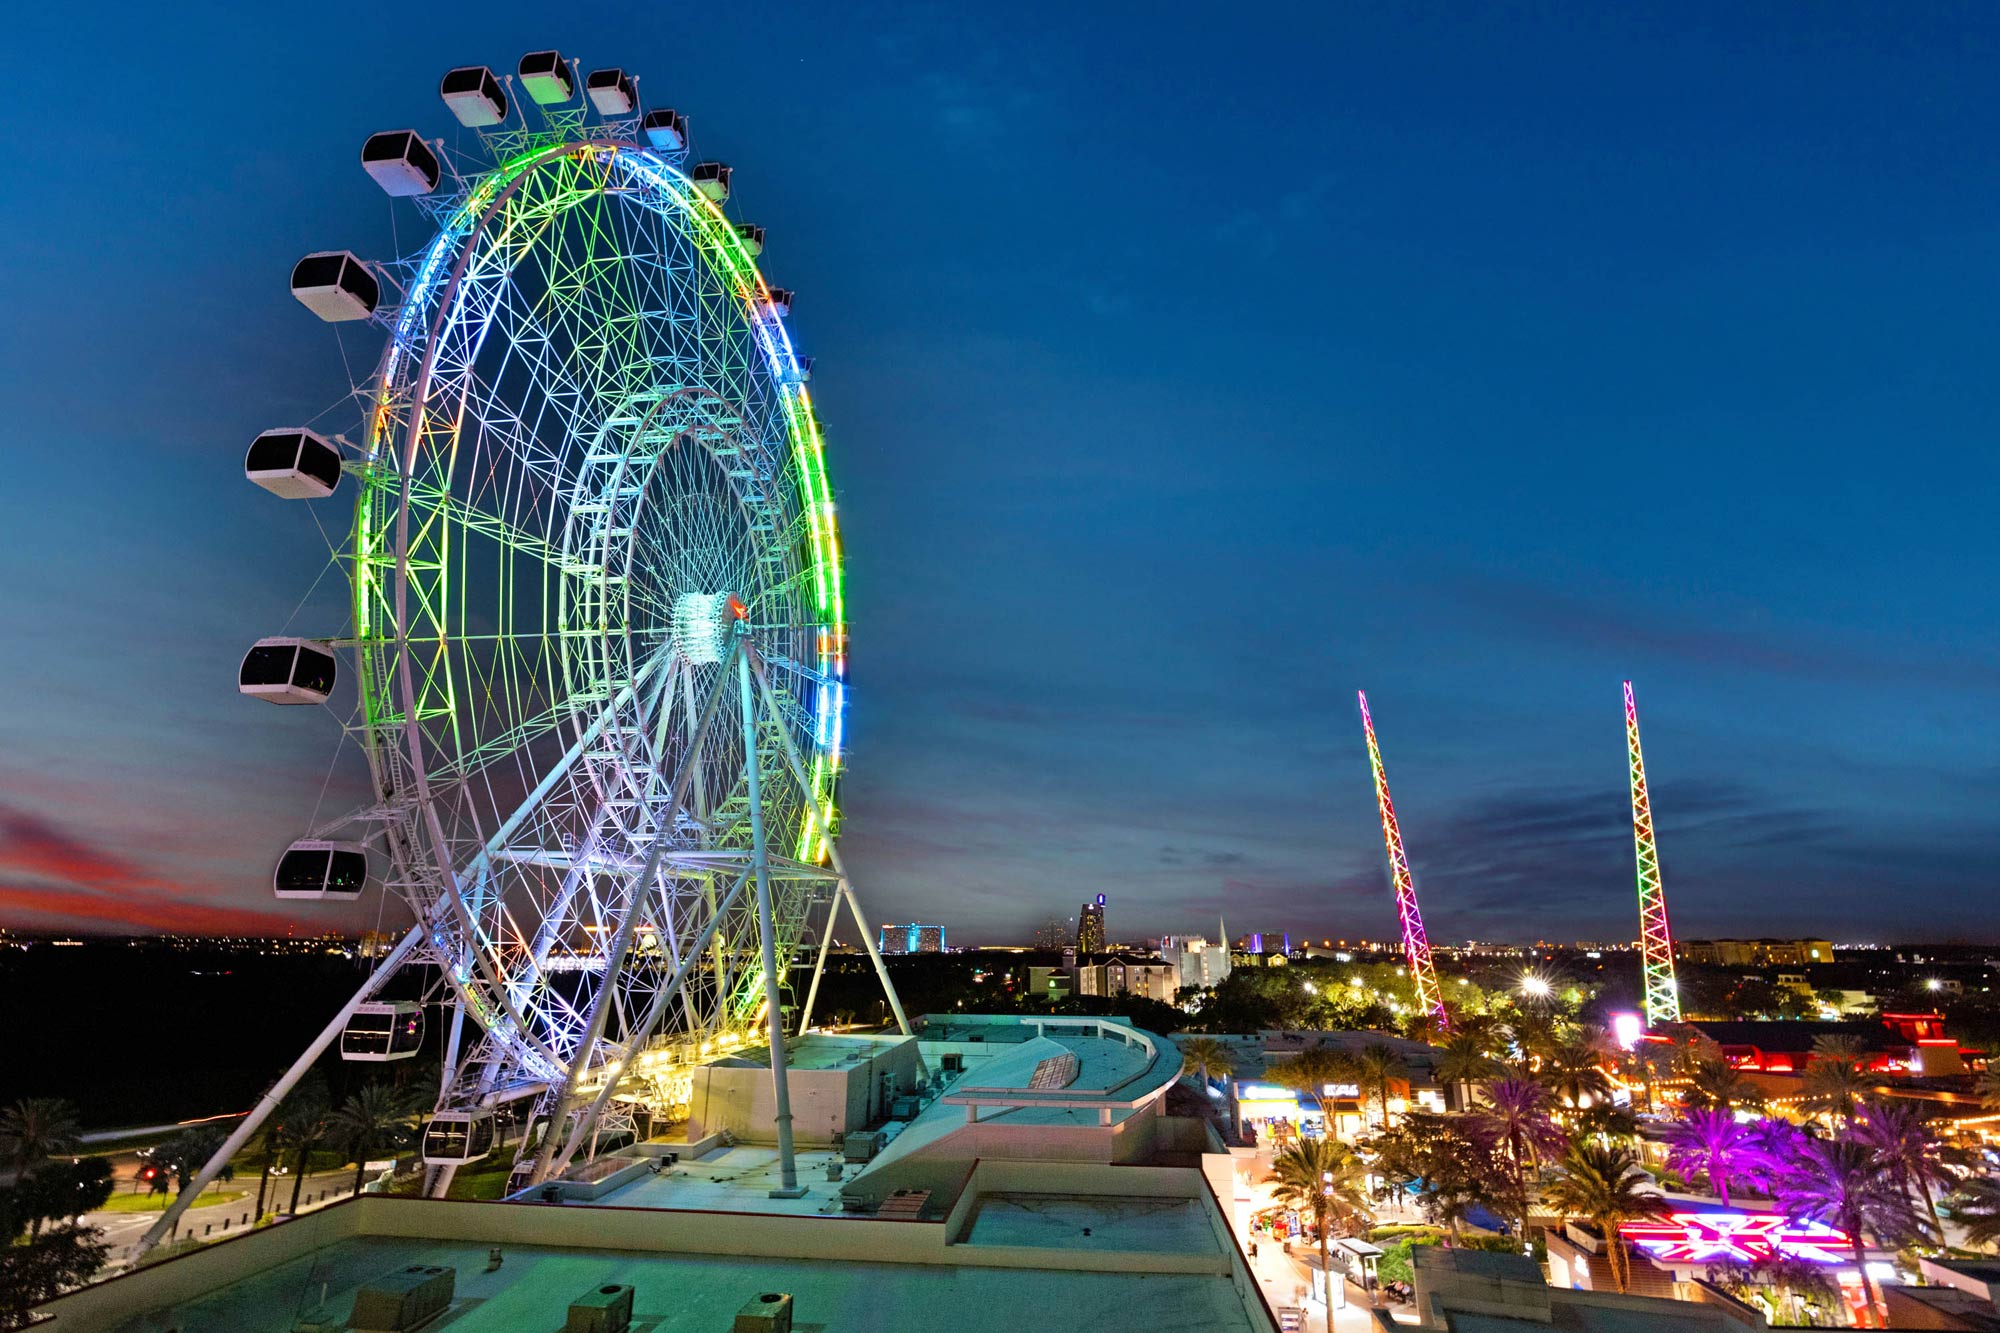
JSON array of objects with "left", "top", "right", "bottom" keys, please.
[{"left": 1357, "top": 691, "right": 1449, "bottom": 1032}]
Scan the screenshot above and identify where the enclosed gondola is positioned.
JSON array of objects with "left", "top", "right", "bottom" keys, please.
[
  {"left": 361, "top": 130, "right": 441, "bottom": 197},
  {"left": 272, "top": 840, "right": 369, "bottom": 901},
  {"left": 290, "top": 251, "right": 378, "bottom": 323},
  {"left": 239, "top": 637, "right": 338, "bottom": 705},
  {"left": 440, "top": 65, "right": 508, "bottom": 127},
  {"left": 585, "top": 68, "right": 637, "bottom": 117},
  {"left": 517, "top": 50, "right": 573, "bottom": 105},
  {"left": 422, "top": 1111, "right": 498, "bottom": 1165},
  {"left": 342, "top": 1001, "right": 424, "bottom": 1061},
  {"left": 245, "top": 428, "right": 342, "bottom": 499},
  {"left": 691, "top": 161, "right": 731, "bottom": 203},
  {"left": 764, "top": 288, "right": 793, "bottom": 318},
  {"left": 641, "top": 108, "right": 686, "bottom": 152},
  {"left": 734, "top": 224, "right": 764, "bottom": 257}
]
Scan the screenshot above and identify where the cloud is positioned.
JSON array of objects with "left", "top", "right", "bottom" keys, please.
[{"left": 0, "top": 803, "right": 303, "bottom": 935}]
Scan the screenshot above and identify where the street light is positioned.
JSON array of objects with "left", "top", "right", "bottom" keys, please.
[{"left": 1519, "top": 973, "right": 1552, "bottom": 999}]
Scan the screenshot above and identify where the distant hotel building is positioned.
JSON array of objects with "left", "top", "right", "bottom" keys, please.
[
  {"left": 1161, "top": 925, "right": 1232, "bottom": 989},
  {"left": 1076, "top": 894, "right": 1106, "bottom": 952},
  {"left": 877, "top": 923, "right": 945, "bottom": 955},
  {"left": 1677, "top": 938, "right": 1834, "bottom": 967}
]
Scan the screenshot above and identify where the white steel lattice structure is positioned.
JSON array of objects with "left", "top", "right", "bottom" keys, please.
[{"left": 145, "top": 54, "right": 908, "bottom": 1252}]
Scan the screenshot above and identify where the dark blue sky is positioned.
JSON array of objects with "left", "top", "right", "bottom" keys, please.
[{"left": 0, "top": 3, "right": 1994, "bottom": 943}]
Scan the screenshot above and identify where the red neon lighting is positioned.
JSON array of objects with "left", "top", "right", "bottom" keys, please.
[{"left": 1621, "top": 1213, "right": 1853, "bottom": 1266}]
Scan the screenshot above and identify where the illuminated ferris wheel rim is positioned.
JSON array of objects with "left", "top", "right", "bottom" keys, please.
[{"left": 363, "top": 138, "right": 849, "bottom": 793}]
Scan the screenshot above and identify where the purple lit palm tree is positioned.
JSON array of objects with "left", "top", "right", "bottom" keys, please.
[
  {"left": 1665, "top": 1108, "right": 1749, "bottom": 1208},
  {"left": 1775, "top": 1136, "right": 1924, "bottom": 1325}
]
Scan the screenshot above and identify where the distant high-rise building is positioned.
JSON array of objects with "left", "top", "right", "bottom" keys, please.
[
  {"left": 1077, "top": 895, "right": 1106, "bottom": 953},
  {"left": 878, "top": 923, "right": 945, "bottom": 955}
]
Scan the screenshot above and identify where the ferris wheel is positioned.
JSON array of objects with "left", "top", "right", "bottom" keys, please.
[{"left": 146, "top": 50, "right": 907, "bottom": 1247}]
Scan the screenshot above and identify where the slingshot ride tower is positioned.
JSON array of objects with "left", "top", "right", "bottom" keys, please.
[{"left": 144, "top": 50, "right": 908, "bottom": 1252}]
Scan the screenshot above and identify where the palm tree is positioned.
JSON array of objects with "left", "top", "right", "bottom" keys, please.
[
  {"left": 1684, "top": 1055, "right": 1762, "bottom": 1114},
  {"left": 1948, "top": 1175, "right": 2000, "bottom": 1249},
  {"left": 1542, "top": 1033, "right": 1614, "bottom": 1111},
  {"left": 1976, "top": 1067, "right": 2000, "bottom": 1113},
  {"left": 1475, "top": 1077, "right": 1566, "bottom": 1239},
  {"left": 1433, "top": 1033, "right": 1503, "bottom": 1111},
  {"left": 1542, "top": 1142, "right": 1670, "bottom": 1293},
  {"left": 1665, "top": 1108, "right": 1749, "bottom": 1207},
  {"left": 1802, "top": 1042, "right": 1870, "bottom": 1129},
  {"left": 1176, "top": 1036, "right": 1235, "bottom": 1092},
  {"left": 1266, "top": 1138, "right": 1371, "bottom": 1329},
  {"left": 1355, "top": 1042, "right": 1409, "bottom": 1130},
  {"left": 0, "top": 1098, "right": 81, "bottom": 1180},
  {"left": 1774, "top": 1135, "right": 1923, "bottom": 1325},
  {"left": 332, "top": 1083, "right": 421, "bottom": 1196},
  {"left": 1852, "top": 1098, "right": 1954, "bottom": 1249},
  {"left": 276, "top": 1074, "right": 333, "bottom": 1215}
]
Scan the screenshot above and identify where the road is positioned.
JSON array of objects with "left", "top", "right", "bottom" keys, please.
[{"left": 84, "top": 1154, "right": 363, "bottom": 1267}]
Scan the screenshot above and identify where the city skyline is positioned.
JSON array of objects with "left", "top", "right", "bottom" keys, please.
[{"left": 1, "top": 3, "right": 1996, "bottom": 945}]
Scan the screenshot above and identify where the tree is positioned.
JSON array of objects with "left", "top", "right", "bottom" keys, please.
[
  {"left": 1683, "top": 1055, "right": 1762, "bottom": 1113},
  {"left": 1975, "top": 1065, "right": 2000, "bottom": 1113},
  {"left": 1474, "top": 1077, "right": 1566, "bottom": 1240},
  {"left": 1433, "top": 1034, "right": 1503, "bottom": 1111},
  {"left": 1266, "top": 1045, "right": 1362, "bottom": 1125},
  {"left": 1542, "top": 1033, "right": 1613, "bottom": 1111},
  {"left": 1367, "top": 1112, "right": 1491, "bottom": 1242},
  {"left": 1355, "top": 1042, "right": 1409, "bottom": 1130},
  {"left": 1802, "top": 1039, "right": 1870, "bottom": 1129},
  {"left": 1542, "top": 1142, "right": 1670, "bottom": 1293},
  {"left": 7, "top": 1158, "right": 114, "bottom": 1238},
  {"left": 0, "top": 1222, "right": 108, "bottom": 1329},
  {"left": 152, "top": 1127, "right": 232, "bottom": 1196},
  {"left": 1665, "top": 1108, "right": 1749, "bottom": 1207},
  {"left": 332, "top": 1083, "right": 422, "bottom": 1195},
  {"left": 0, "top": 1099, "right": 81, "bottom": 1181},
  {"left": 1266, "top": 1138, "right": 1370, "bottom": 1329},
  {"left": 1852, "top": 1098, "right": 1955, "bottom": 1249},
  {"left": 1175, "top": 1036, "right": 1235, "bottom": 1091},
  {"left": 275, "top": 1073, "right": 333, "bottom": 1216},
  {"left": 1947, "top": 1174, "right": 2000, "bottom": 1249},
  {"left": 1774, "top": 1135, "right": 1923, "bottom": 1325}
]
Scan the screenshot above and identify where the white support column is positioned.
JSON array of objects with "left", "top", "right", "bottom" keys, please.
[{"left": 739, "top": 628, "right": 805, "bottom": 1197}]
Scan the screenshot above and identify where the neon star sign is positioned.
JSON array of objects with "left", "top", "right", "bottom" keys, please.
[{"left": 1621, "top": 1213, "right": 1853, "bottom": 1266}]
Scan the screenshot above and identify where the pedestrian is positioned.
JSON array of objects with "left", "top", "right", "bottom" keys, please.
[{"left": 1249, "top": 1239, "right": 1259, "bottom": 1259}]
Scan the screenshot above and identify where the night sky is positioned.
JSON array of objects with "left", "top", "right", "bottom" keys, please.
[{"left": 0, "top": 4, "right": 1994, "bottom": 945}]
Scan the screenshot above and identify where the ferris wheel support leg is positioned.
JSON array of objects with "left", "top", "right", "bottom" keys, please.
[
  {"left": 542, "top": 869, "right": 752, "bottom": 1182},
  {"left": 135, "top": 922, "right": 428, "bottom": 1257},
  {"left": 739, "top": 634, "right": 805, "bottom": 1197},
  {"left": 748, "top": 654, "right": 913, "bottom": 1039},
  {"left": 794, "top": 892, "right": 840, "bottom": 1036}
]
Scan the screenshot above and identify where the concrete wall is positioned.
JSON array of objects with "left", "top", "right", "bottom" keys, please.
[
  {"left": 842, "top": 1105, "right": 1165, "bottom": 1206},
  {"left": 38, "top": 1174, "right": 1277, "bottom": 1333},
  {"left": 686, "top": 1039, "right": 922, "bottom": 1145}
]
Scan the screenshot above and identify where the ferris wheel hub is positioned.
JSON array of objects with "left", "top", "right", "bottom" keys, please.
[{"left": 672, "top": 591, "right": 739, "bottom": 665}]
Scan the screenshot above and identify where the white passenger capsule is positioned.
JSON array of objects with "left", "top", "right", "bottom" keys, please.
[
  {"left": 440, "top": 65, "right": 508, "bottom": 127},
  {"left": 585, "top": 67, "right": 637, "bottom": 116},
  {"left": 245, "top": 429, "right": 342, "bottom": 500},
  {"left": 517, "top": 50, "right": 574, "bottom": 105},
  {"left": 290, "top": 252, "right": 378, "bottom": 323},
  {"left": 273, "top": 840, "right": 368, "bottom": 900},
  {"left": 691, "top": 161, "right": 731, "bottom": 203},
  {"left": 361, "top": 130, "right": 440, "bottom": 197},
  {"left": 239, "top": 637, "right": 338, "bottom": 705},
  {"left": 642, "top": 108, "right": 687, "bottom": 152}
]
